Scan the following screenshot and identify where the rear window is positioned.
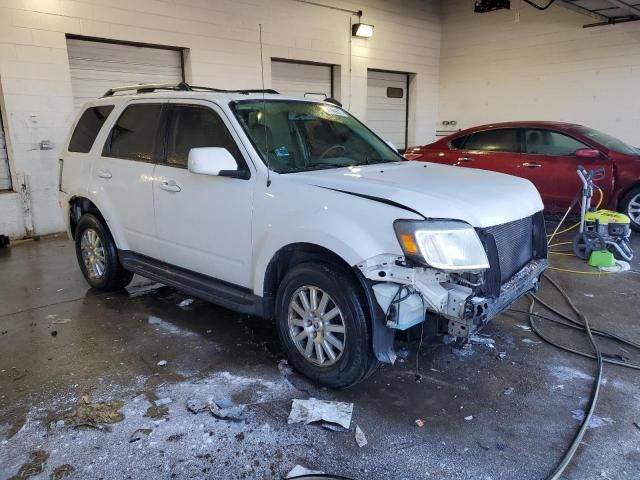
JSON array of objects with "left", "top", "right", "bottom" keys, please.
[
  {"left": 464, "top": 129, "right": 520, "bottom": 153},
  {"left": 107, "top": 104, "right": 164, "bottom": 161},
  {"left": 68, "top": 105, "right": 114, "bottom": 153}
]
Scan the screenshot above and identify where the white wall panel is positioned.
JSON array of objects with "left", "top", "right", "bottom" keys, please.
[
  {"left": 0, "top": 112, "right": 10, "bottom": 190},
  {"left": 367, "top": 70, "right": 408, "bottom": 149},
  {"left": 67, "top": 39, "right": 183, "bottom": 112},
  {"left": 439, "top": 0, "right": 640, "bottom": 146},
  {"left": 272, "top": 61, "right": 332, "bottom": 99}
]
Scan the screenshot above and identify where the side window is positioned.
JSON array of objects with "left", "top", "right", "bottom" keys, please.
[
  {"left": 166, "top": 105, "right": 242, "bottom": 168},
  {"left": 450, "top": 135, "right": 468, "bottom": 149},
  {"left": 107, "top": 104, "right": 164, "bottom": 161},
  {"left": 524, "top": 129, "right": 588, "bottom": 156},
  {"left": 68, "top": 105, "right": 114, "bottom": 153},
  {"left": 463, "top": 129, "right": 520, "bottom": 153}
]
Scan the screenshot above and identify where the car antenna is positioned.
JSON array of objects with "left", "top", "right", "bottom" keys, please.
[{"left": 258, "top": 23, "right": 271, "bottom": 187}]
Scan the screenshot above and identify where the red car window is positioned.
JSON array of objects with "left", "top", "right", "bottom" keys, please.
[
  {"left": 463, "top": 129, "right": 520, "bottom": 153},
  {"left": 524, "top": 129, "right": 587, "bottom": 156}
]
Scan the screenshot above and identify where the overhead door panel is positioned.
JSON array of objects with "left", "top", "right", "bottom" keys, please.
[
  {"left": 367, "top": 70, "right": 408, "bottom": 150},
  {"left": 271, "top": 61, "right": 332, "bottom": 99},
  {"left": 0, "top": 112, "right": 10, "bottom": 191},
  {"left": 67, "top": 38, "right": 183, "bottom": 111}
]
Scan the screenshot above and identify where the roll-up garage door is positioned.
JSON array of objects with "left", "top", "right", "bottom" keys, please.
[
  {"left": 271, "top": 60, "right": 332, "bottom": 100},
  {"left": 66, "top": 38, "right": 184, "bottom": 112},
  {"left": 0, "top": 112, "right": 10, "bottom": 191},
  {"left": 367, "top": 70, "right": 409, "bottom": 150}
]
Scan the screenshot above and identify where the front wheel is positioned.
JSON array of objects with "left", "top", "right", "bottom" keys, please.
[
  {"left": 275, "top": 263, "right": 377, "bottom": 389},
  {"left": 620, "top": 187, "right": 640, "bottom": 232},
  {"left": 74, "top": 214, "right": 133, "bottom": 290}
]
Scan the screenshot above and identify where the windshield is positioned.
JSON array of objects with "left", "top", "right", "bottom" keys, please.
[
  {"left": 574, "top": 126, "right": 638, "bottom": 155},
  {"left": 231, "top": 100, "right": 404, "bottom": 173}
]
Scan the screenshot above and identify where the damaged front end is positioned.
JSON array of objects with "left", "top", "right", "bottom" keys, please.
[{"left": 356, "top": 212, "right": 548, "bottom": 364}]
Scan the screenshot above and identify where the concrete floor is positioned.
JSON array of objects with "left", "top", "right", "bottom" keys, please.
[{"left": 1, "top": 233, "right": 639, "bottom": 480}]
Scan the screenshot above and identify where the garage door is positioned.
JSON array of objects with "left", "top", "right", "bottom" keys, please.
[
  {"left": 0, "top": 113, "right": 10, "bottom": 191},
  {"left": 66, "top": 38, "right": 184, "bottom": 112},
  {"left": 271, "top": 60, "right": 332, "bottom": 100},
  {"left": 367, "top": 70, "right": 409, "bottom": 150}
]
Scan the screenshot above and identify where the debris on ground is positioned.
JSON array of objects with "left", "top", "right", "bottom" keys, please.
[
  {"left": 286, "top": 465, "right": 324, "bottom": 478},
  {"left": 186, "top": 398, "right": 208, "bottom": 414},
  {"left": 50, "top": 463, "right": 75, "bottom": 479},
  {"left": 584, "top": 293, "right": 594, "bottom": 298},
  {"left": 209, "top": 399, "right": 245, "bottom": 420},
  {"left": 469, "top": 335, "right": 495, "bottom": 348},
  {"left": 515, "top": 324, "right": 531, "bottom": 331},
  {"left": 288, "top": 398, "right": 353, "bottom": 429},
  {"left": 154, "top": 397, "right": 172, "bottom": 407},
  {"left": 476, "top": 441, "right": 490, "bottom": 450},
  {"left": 464, "top": 415, "right": 473, "bottom": 421},
  {"left": 144, "top": 402, "right": 170, "bottom": 419},
  {"left": 157, "top": 360, "right": 167, "bottom": 367},
  {"left": 453, "top": 344, "right": 474, "bottom": 358},
  {"left": 50, "top": 331, "right": 58, "bottom": 337},
  {"left": 321, "top": 423, "right": 349, "bottom": 432},
  {"left": 64, "top": 397, "right": 124, "bottom": 430},
  {"left": 10, "top": 450, "right": 49, "bottom": 479},
  {"left": 177, "top": 298, "right": 194, "bottom": 308},
  {"left": 129, "top": 428, "right": 153, "bottom": 443},
  {"left": 51, "top": 318, "right": 72, "bottom": 324},
  {"left": 522, "top": 338, "right": 541, "bottom": 345},
  {"left": 355, "top": 425, "right": 368, "bottom": 447},
  {"left": 571, "top": 410, "right": 614, "bottom": 428},
  {"left": 498, "top": 352, "right": 507, "bottom": 360},
  {"left": 503, "top": 387, "right": 515, "bottom": 396},
  {"left": 415, "top": 418, "right": 426, "bottom": 428},
  {"left": 277, "top": 359, "right": 293, "bottom": 376},
  {"left": 633, "top": 421, "right": 640, "bottom": 431}
]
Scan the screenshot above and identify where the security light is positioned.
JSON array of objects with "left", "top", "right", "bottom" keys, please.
[{"left": 352, "top": 22, "right": 374, "bottom": 37}]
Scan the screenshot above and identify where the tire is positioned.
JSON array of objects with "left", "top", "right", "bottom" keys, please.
[
  {"left": 74, "top": 214, "right": 133, "bottom": 290},
  {"left": 275, "top": 262, "right": 378, "bottom": 389},
  {"left": 620, "top": 187, "right": 640, "bottom": 232}
]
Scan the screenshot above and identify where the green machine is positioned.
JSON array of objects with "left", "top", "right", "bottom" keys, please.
[{"left": 572, "top": 166, "right": 633, "bottom": 263}]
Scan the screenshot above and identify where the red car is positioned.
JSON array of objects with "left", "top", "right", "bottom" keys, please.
[{"left": 405, "top": 122, "right": 640, "bottom": 231}]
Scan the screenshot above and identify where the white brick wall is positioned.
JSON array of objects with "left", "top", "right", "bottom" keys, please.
[
  {"left": 0, "top": 0, "right": 441, "bottom": 239},
  {"left": 439, "top": 0, "right": 640, "bottom": 147}
]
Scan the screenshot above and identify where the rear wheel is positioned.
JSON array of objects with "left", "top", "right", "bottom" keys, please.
[
  {"left": 74, "top": 214, "right": 133, "bottom": 290},
  {"left": 275, "top": 263, "right": 377, "bottom": 388},
  {"left": 620, "top": 187, "right": 640, "bottom": 232}
]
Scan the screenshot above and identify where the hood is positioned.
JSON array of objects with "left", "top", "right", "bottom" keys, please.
[{"left": 287, "top": 161, "right": 544, "bottom": 228}]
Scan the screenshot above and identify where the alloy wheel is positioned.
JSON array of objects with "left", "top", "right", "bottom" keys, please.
[
  {"left": 80, "top": 228, "right": 106, "bottom": 279},
  {"left": 287, "top": 285, "right": 346, "bottom": 367},
  {"left": 626, "top": 192, "right": 640, "bottom": 224}
]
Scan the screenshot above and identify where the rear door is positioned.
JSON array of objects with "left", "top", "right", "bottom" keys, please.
[
  {"left": 452, "top": 128, "right": 522, "bottom": 174},
  {"left": 522, "top": 129, "right": 614, "bottom": 211},
  {"left": 92, "top": 101, "right": 164, "bottom": 255},
  {"left": 152, "top": 100, "right": 254, "bottom": 287}
]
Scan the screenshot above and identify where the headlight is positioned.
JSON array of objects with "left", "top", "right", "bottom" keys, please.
[{"left": 394, "top": 220, "right": 489, "bottom": 271}]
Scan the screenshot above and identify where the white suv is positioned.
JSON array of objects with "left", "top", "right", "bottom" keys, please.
[{"left": 59, "top": 83, "right": 548, "bottom": 388}]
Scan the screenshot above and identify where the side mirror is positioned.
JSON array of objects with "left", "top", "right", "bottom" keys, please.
[
  {"left": 188, "top": 147, "right": 239, "bottom": 177},
  {"left": 575, "top": 148, "right": 600, "bottom": 159},
  {"left": 386, "top": 141, "right": 398, "bottom": 153}
]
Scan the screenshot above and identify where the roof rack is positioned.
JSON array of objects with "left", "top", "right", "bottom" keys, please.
[{"left": 102, "top": 82, "right": 279, "bottom": 98}]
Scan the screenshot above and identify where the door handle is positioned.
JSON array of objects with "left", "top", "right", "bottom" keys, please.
[
  {"left": 458, "top": 157, "right": 473, "bottom": 162},
  {"left": 97, "top": 169, "right": 112, "bottom": 179},
  {"left": 160, "top": 180, "right": 181, "bottom": 192},
  {"left": 522, "top": 162, "right": 542, "bottom": 168}
]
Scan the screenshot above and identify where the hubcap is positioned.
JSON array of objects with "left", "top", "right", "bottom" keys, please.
[
  {"left": 80, "top": 228, "right": 106, "bottom": 279},
  {"left": 627, "top": 193, "right": 640, "bottom": 224},
  {"left": 287, "top": 286, "right": 346, "bottom": 367}
]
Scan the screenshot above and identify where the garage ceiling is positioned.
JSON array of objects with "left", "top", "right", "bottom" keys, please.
[{"left": 558, "top": 0, "right": 640, "bottom": 26}]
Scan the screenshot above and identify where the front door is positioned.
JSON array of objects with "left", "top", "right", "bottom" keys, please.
[
  {"left": 521, "top": 128, "right": 614, "bottom": 211},
  {"left": 152, "top": 101, "right": 254, "bottom": 288},
  {"left": 91, "top": 101, "right": 164, "bottom": 255},
  {"left": 454, "top": 127, "right": 522, "bottom": 176}
]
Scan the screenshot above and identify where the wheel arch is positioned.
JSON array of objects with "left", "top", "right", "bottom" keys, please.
[{"left": 67, "top": 195, "right": 126, "bottom": 248}]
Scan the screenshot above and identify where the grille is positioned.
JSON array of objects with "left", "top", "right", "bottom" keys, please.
[{"left": 482, "top": 215, "right": 534, "bottom": 283}]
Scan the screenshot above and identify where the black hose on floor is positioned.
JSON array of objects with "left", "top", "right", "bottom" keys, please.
[{"left": 525, "top": 273, "right": 604, "bottom": 480}]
